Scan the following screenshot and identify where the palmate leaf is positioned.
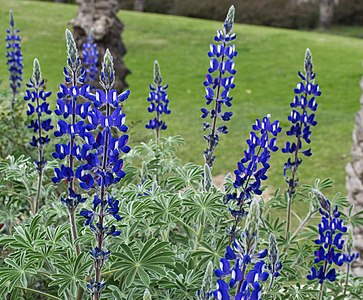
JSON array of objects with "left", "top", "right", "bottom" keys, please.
[
  {"left": 150, "top": 193, "right": 181, "bottom": 224},
  {"left": 167, "top": 163, "right": 203, "bottom": 190},
  {"left": 110, "top": 239, "right": 174, "bottom": 288},
  {"left": 182, "top": 191, "right": 226, "bottom": 224},
  {"left": 192, "top": 238, "right": 228, "bottom": 266},
  {"left": 0, "top": 252, "right": 37, "bottom": 294},
  {"left": 157, "top": 268, "right": 203, "bottom": 299},
  {"left": 0, "top": 214, "right": 46, "bottom": 251},
  {"left": 50, "top": 251, "right": 90, "bottom": 296}
]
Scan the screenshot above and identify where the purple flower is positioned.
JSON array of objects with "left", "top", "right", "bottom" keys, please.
[
  {"left": 308, "top": 190, "right": 354, "bottom": 285},
  {"left": 145, "top": 60, "right": 170, "bottom": 141},
  {"left": 24, "top": 59, "right": 53, "bottom": 171},
  {"left": 79, "top": 49, "right": 130, "bottom": 298},
  {"left": 6, "top": 11, "right": 23, "bottom": 97},
  {"left": 202, "top": 5, "right": 237, "bottom": 168},
  {"left": 225, "top": 115, "right": 281, "bottom": 229},
  {"left": 82, "top": 32, "right": 98, "bottom": 86},
  {"left": 282, "top": 48, "right": 321, "bottom": 189}
]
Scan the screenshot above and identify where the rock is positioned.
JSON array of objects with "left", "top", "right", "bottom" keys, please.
[
  {"left": 71, "top": 0, "right": 130, "bottom": 92},
  {"left": 346, "top": 76, "right": 363, "bottom": 275}
]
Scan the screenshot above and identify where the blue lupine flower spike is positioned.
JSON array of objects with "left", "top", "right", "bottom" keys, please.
[
  {"left": 52, "top": 29, "right": 88, "bottom": 257},
  {"left": 225, "top": 114, "right": 281, "bottom": 238},
  {"left": 81, "top": 49, "right": 130, "bottom": 300},
  {"left": 202, "top": 5, "right": 237, "bottom": 168},
  {"left": 145, "top": 60, "right": 171, "bottom": 143},
  {"left": 213, "top": 200, "right": 275, "bottom": 299},
  {"left": 82, "top": 30, "right": 99, "bottom": 89},
  {"left": 6, "top": 10, "right": 24, "bottom": 111},
  {"left": 25, "top": 58, "right": 53, "bottom": 214},
  {"left": 308, "top": 190, "right": 357, "bottom": 300},
  {"left": 283, "top": 48, "right": 321, "bottom": 240}
]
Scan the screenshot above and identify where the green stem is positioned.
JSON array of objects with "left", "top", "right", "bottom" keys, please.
[
  {"left": 32, "top": 86, "right": 44, "bottom": 215},
  {"left": 170, "top": 214, "right": 198, "bottom": 237},
  {"left": 343, "top": 263, "right": 350, "bottom": 295},
  {"left": 15, "top": 286, "right": 61, "bottom": 300},
  {"left": 318, "top": 281, "right": 325, "bottom": 300},
  {"left": 283, "top": 209, "right": 318, "bottom": 253}
]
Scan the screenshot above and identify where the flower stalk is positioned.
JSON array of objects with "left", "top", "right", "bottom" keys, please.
[
  {"left": 283, "top": 48, "right": 321, "bottom": 240},
  {"left": 24, "top": 58, "right": 53, "bottom": 214},
  {"left": 145, "top": 60, "right": 171, "bottom": 143},
  {"left": 201, "top": 5, "right": 237, "bottom": 168}
]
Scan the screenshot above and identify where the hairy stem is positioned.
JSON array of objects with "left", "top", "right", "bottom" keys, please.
[
  {"left": 32, "top": 86, "right": 44, "bottom": 215},
  {"left": 16, "top": 286, "right": 61, "bottom": 300},
  {"left": 343, "top": 263, "right": 351, "bottom": 295}
]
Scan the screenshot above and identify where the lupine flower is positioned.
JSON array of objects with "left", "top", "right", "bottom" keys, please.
[
  {"left": 224, "top": 115, "right": 281, "bottom": 237},
  {"left": 202, "top": 5, "right": 237, "bottom": 168},
  {"left": 52, "top": 29, "right": 88, "bottom": 259},
  {"left": 308, "top": 190, "right": 358, "bottom": 299},
  {"left": 145, "top": 60, "right": 170, "bottom": 143},
  {"left": 282, "top": 48, "right": 321, "bottom": 190},
  {"left": 82, "top": 31, "right": 98, "bottom": 87},
  {"left": 52, "top": 29, "right": 88, "bottom": 209},
  {"left": 282, "top": 48, "right": 321, "bottom": 239},
  {"left": 213, "top": 200, "right": 275, "bottom": 300},
  {"left": 25, "top": 59, "right": 53, "bottom": 168},
  {"left": 6, "top": 11, "right": 23, "bottom": 104},
  {"left": 80, "top": 49, "right": 130, "bottom": 300},
  {"left": 24, "top": 58, "right": 53, "bottom": 214}
]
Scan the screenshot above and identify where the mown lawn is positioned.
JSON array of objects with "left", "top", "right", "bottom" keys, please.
[{"left": 1, "top": 0, "right": 363, "bottom": 197}]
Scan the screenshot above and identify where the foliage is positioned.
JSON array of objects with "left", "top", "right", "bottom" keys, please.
[{"left": 0, "top": 3, "right": 362, "bottom": 300}]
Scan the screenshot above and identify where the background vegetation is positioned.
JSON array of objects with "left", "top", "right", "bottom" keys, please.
[{"left": 0, "top": 0, "right": 363, "bottom": 196}]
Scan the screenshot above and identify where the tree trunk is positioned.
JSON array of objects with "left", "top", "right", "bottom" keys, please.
[
  {"left": 134, "top": 0, "right": 145, "bottom": 12},
  {"left": 71, "top": 0, "right": 130, "bottom": 92},
  {"left": 346, "top": 76, "right": 363, "bottom": 276},
  {"left": 319, "top": 0, "right": 336, "bottom": 30}
]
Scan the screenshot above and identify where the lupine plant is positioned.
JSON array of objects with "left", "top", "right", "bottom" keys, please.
[
  {"left": 24, "top": 58, "right": 53, "bottom": 214},
  {"left": 145, "top": 60, "right": 171, "bottom": 143},
  {"left": 79, "top": 49, "right": 130, "bottom": 300},
  {"left": 282, "top": 48, "right": 321, "bottom": 240},
  {"left": 224, "top": 115, "right": 281, "bottom": 240},
  {"left": 52, "top": 29, "right": 88, "bottom": 256},
  {"left": 201, "top": 5, "right": 237, "bottom": 168},
  {"left": 308, "top": 190, "right": 359, "bottom": 300},
  {"left": 6, "top": 10, "right": 23, "bottom": 108},
  {"left": 0, "top": 6, "right": 363, "bottom": 300},
  {"left": 82, "top": 31, "right": 99, "bottom": 88},
  {"left": 213, "top": 200, "right": 281, "bottom": 300}
]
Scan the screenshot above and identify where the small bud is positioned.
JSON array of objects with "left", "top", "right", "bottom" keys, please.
[
  {"left": 203, "top": 163, "right": 213, "bottom": 192},
  {"left": 312, "top": 189, "right": 331, "bottom": 213},
  {"left": 197, "top": 261, "right": 214, "bottom": 300},
  {"left": 9, "top": 10, "right": 14, "bottom": 27},
  {"left": 100, "top": 49, "right": 115, "bottom": 89},
  {"left": 140, "top": 161, "right": 148, "bottom": 182},
  {"left": 243, "top": 199, "right": 260, "bottom": 251},
  {"left": 224, "top": 5, "right": 235, "bottom": 35},
  {"left": 143, "top": 288, "right": 152, "bottom": 300},
  {"left": 304, "top": 48, "right": 313, "bottom": 81},
  {"left": 153, "top": 60, "right": 162, "bottom": 86},
  {"left": 65, "top": 29, "right": 80, "bottom": 71},
  {"left": 32, "top": 58, "right": 42, "bottom": 85},
  {"left": 269, "top": 233, "right": 279, "bottom": 270}
]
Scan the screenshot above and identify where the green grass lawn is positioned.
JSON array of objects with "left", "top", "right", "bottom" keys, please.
[{"left": 1, "top": 0, "right": 363, "bottom": 197}]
